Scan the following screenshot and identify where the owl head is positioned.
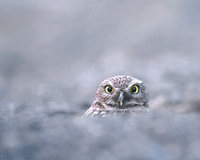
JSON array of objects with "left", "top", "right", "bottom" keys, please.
[{"left": 95, "top": 75, "right": 149, "bottom": 109}]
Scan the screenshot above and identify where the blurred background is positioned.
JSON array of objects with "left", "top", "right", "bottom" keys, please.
[{"left": 0, "top": 0, "right": 200, "bottom": 160}]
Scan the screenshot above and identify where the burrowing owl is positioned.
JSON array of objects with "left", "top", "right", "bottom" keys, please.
[{"left": 83, "top": 75, "right": 149, "bottom": 117}]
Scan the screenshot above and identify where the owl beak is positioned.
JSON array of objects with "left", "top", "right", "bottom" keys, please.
[
  {"left": 119, "top": 100, "right": 123, "bottom": 107},
  {"left": 119, "top": 92, "right": 124, "bottom": 107}
]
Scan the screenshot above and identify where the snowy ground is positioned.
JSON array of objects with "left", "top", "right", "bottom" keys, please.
[
  {"left": 1, "top": 111, "right": 200, "bottom": 160},
  {"left": 0, "top": 0, "right": 200, "bottom": 159}
]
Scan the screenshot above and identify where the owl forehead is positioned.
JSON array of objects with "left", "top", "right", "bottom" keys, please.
[{"left": 100, "top": 76, "right": 142, "bottom": 88}]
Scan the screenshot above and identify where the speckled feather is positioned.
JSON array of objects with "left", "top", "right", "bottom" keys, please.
[{"left": 83, "top": 75, "right": 149, "bottom": 117}]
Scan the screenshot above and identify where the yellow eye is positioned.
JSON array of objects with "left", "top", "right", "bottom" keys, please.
[
  {"left": 130, "top": 85, "right": 139, "bottom": 94},
  {"left": 105, "top": 85, "right": 114, "bottom": 94}
]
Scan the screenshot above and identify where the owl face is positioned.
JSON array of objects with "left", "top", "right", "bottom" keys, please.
[{"left": 96, "top": 76, "right": 148, "bottom": 109}]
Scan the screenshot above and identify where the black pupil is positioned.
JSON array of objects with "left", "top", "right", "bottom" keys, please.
[
  {"left": 107, "top": 86, "right": 112, "bottom": 92},
  {"left": 131, "top": 86, "right": 136, "bottom": 92}
]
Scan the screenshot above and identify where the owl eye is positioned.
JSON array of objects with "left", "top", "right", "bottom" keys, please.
[
  {"left": 105, "top": 85, "right": 114, "bottom": 94},
  {"left": 130, "top": 85, "right": 139, "bottom": 94}
]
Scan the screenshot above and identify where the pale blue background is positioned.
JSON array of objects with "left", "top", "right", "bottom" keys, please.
[{"left": 0, "top": 1, "right": 200, "bottom": 159}]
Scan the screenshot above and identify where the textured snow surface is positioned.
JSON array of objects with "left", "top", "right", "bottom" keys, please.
[{"left": 0, "top": 111, "right": 200, "bottom": 160}]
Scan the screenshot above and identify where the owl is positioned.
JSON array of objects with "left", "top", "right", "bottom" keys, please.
[{"left": 83, "top": 75, "right": 149, "bottom": 117}]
